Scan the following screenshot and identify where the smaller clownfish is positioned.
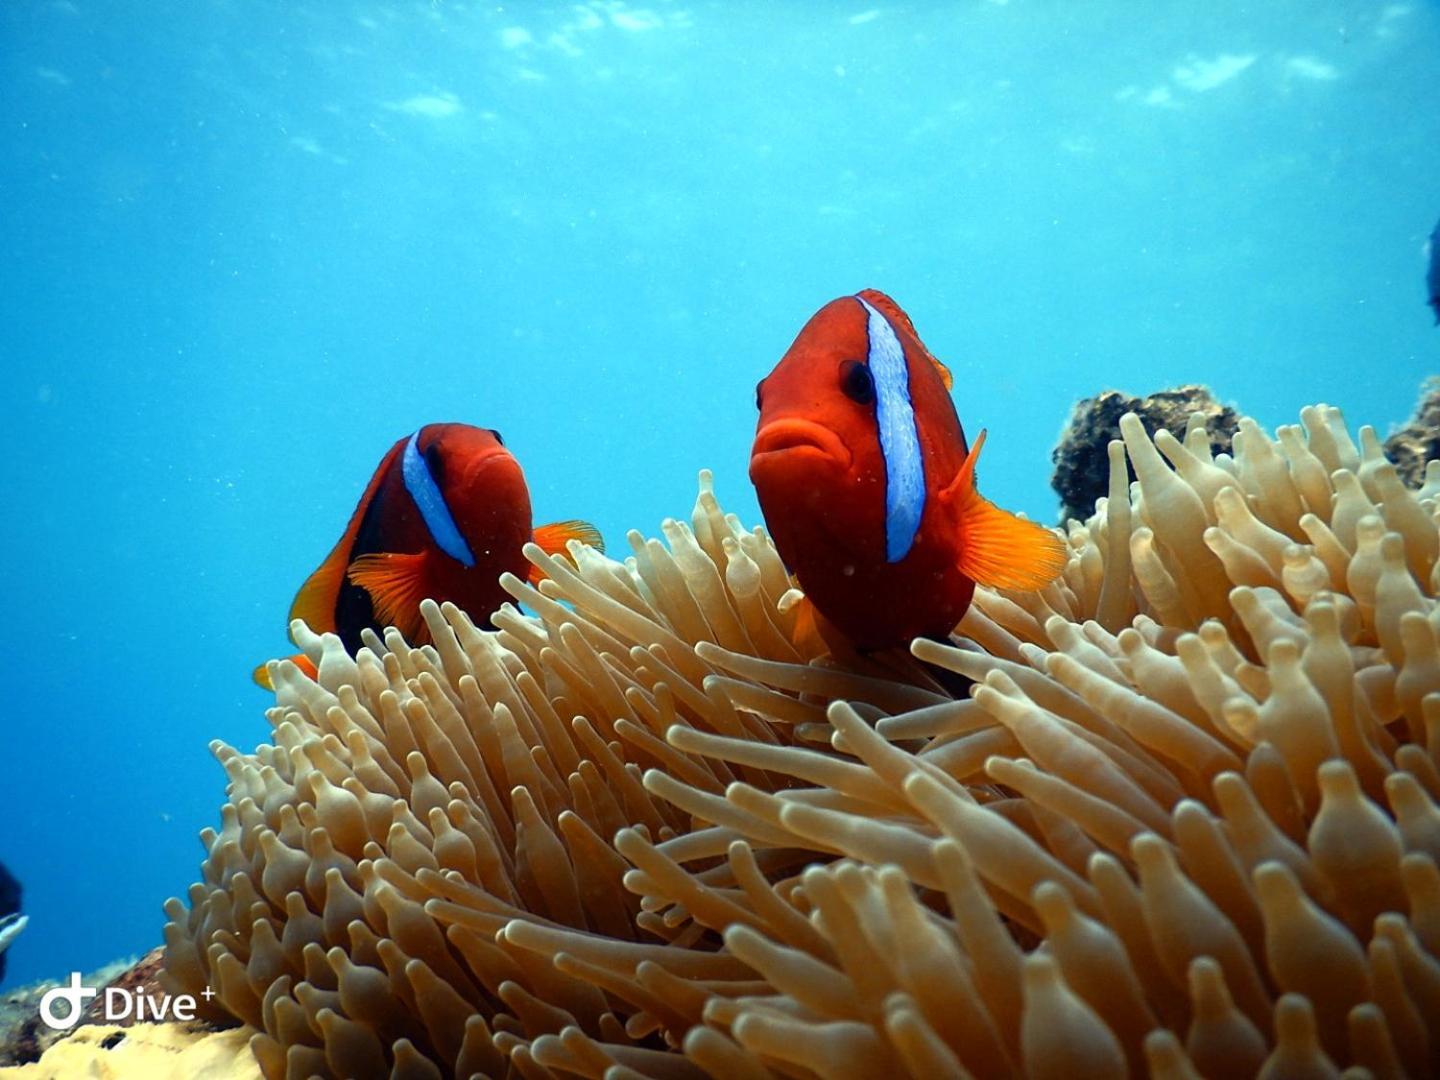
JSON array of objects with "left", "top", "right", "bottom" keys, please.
[
  {"left": 254, "top": 423, "right": 600, "bottom": 686},
  {"left": 1427, "top": 217, "right": 1440, "bottom": 326},
  {"left": 750, "top": 289, "right": 1067, "bottom": 651}
]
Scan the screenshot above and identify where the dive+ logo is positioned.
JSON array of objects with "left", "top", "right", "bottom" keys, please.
[{"left": 37, "top": 972, "right": 214, "bottom": 1031}]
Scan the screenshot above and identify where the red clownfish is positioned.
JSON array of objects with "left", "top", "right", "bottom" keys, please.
[
  {"left": 749, "top": 290, "right": 1066, "bottom": 651},
  {"left": 254, "top": 423, "right": 600, "bottom": 685}
]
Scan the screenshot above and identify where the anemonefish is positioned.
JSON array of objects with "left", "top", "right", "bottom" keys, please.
[
  {"left": 254, "top": 423, "right": 600, "bottom": 685},
  {"left": 1427, "top": 217, "right": 1440, "bottom": 326},
  {"left": 749, "top": 289, "right": 1067, "bottom": 651}
]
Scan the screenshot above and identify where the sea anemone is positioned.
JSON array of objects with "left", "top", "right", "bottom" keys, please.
[{"left": 164, "top": 405, "right": 1440, "bottom": 1078}]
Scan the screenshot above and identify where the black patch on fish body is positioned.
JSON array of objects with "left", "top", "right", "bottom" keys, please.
[
  {"left": 333, "top": 559, "right": 381, "bottom": 651},
  {"left": 332, "top": 466, "right": 400, "bottom": 652}
]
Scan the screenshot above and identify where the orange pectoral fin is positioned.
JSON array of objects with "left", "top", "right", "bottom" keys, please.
[
  {"left": 955, "top": 497, "right": 1069, "bottom": 591},
  {"left": 943, "top": 430, "right": 1068, "bottom": 591},
  {"left": 346, "top": 551, "right": 431, "bottom": 638},
  {"left": 529, "top": 520, "right": 605, "bottom": 585},
  {"left": 252, "top": 654, "right": 318, "bottom": 690}
]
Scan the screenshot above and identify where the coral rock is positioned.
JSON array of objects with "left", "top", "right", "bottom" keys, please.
[
  {"left": 1051, "top": 384, "right": 1241, "bottom": 522},
  {"left": 3, "top": 1021, "right": 261, "bottom": 1079},
  {"left": 1383, "top": 377, "right": 1440, "bottom": 489}
]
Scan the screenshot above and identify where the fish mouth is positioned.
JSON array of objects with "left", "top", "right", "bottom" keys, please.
[
  {"left": 461, "top": 446, "right": 518, "bottom": 478},
  {"left": 751, "top": 419, "right": 851, "bottom": 470},
  {"left": 449, "top": 446, "right": 524, "bottom": 497}
]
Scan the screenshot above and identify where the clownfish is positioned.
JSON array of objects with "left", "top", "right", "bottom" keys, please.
[
  {"left": 1427, "top": 217, "right": 1440, "bottom": 325},
  {"left": 254, "top": 423, "right": 600, "bottom": 685},
  {"left": 749, "top": 289, "right": 1066, "bottom": 651}
]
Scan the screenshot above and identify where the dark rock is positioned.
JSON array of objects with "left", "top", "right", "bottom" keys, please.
[
  {"left": 1051, "top": 385, "right": 1242, "bottom": 523},
  {"left": 81, "top": 946, "right": 169, "bottom": 1028},
  {"left": 1383, "top": 378, "right": 1440, "bottom": 489},
  {"left": 0, "top": 954, "right": 148, "bottom": 1066}
]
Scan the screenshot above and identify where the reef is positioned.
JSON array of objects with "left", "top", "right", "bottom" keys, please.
[
  {"left": 3, "top": 1020, "right": 261, "bottom": 1078},
  {"left": 161, "top": 404, "right": 1440, "bottom": 1079},
  {"left": 1384, "top": 378, "right": 1440, "bottom": 490},
  {"left": 1051, "top": 385, "right": 1241, "bottom": 523},
  {"left": 0, "top": 954, "right": 138, "bottom": 1067}
]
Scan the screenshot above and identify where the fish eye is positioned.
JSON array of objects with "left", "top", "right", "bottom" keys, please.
[
  {"left": 489, "top": 428, "right": 505, "bottom": 446},
  {"left": 840, "top": 360, "right": 875, "bottom": 405},
  {"left": 754, "top": 380, "right": 765, "bottom": 411}
]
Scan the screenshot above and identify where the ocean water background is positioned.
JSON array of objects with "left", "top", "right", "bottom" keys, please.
[{"left": 2, "top": 0, "right": 1437, "bottom": 987}]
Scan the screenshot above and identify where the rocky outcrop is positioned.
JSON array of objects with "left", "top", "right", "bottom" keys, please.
[
  {"left": 1384, "top": 378, "right": 1440, "bottom": 488},
  {"left": 1051, "top": 385, "right": 1241, "bottom": 522}
]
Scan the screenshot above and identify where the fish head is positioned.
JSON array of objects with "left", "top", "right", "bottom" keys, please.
[
  {"left": 415, "top": 423, "right": 532, "bottom": 557},
  {"left": 749, "top": 295, "right": 894, "bottom": 563}
]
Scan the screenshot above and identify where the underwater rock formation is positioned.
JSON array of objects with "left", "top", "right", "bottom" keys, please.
[
  {"left": 165, "top": 407, "right": 1440, "bottom": 1078},
  {"left": 3, "top": 1021, "right": 261, "bottom": 1078},
  {"left": 77, "top": 947, "right": 170, "bottom": 1029},
  {"left": 1051, "top": 385, "right": 1241, "bottom": 522},
  {"left": 1384, "top": 378, "right": 1440, "bottom": 490},
  {"left": 0, "top": 955, "right": 136, "bottom": 1067}
]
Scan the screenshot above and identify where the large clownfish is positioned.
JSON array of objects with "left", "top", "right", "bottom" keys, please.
[
  {"left": 254, "top": 423, "right": 600, "bottom": 685},
  {"left": 749, "top": 289, "right": 1066, "bottom": 651}
]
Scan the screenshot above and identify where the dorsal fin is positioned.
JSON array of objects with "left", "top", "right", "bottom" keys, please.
[{"left": 856, "top": 288, "right": 953, "bottom": 391}]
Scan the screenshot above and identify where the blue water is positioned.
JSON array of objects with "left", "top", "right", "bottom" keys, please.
[{"left": 2, "top": 0, "right": 1437, "bottom": 988}]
